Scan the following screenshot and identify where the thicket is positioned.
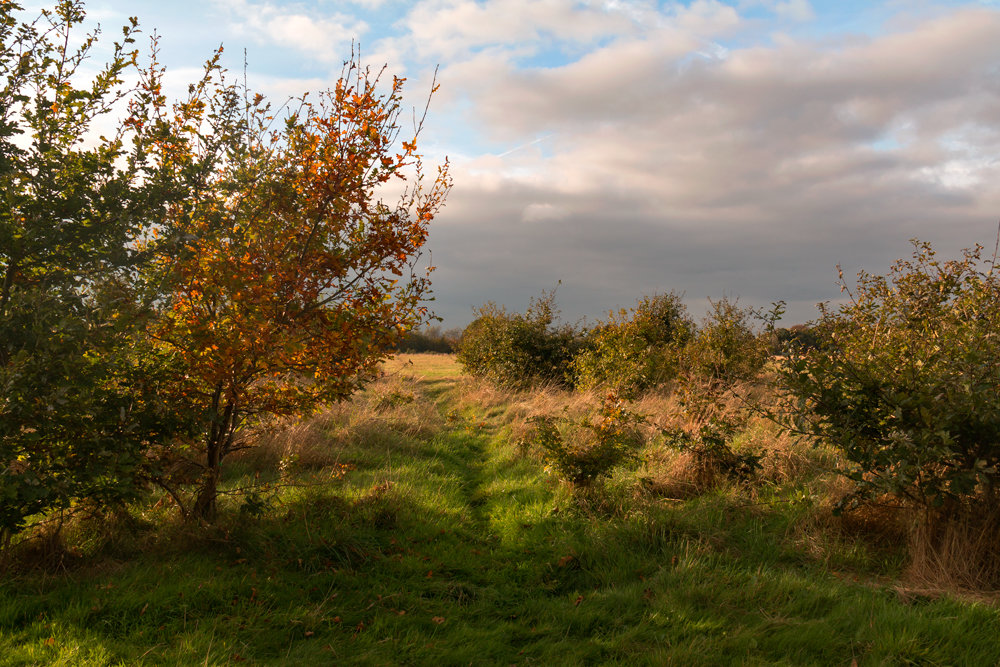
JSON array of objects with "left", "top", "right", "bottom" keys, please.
[
  {"left": 780, "top": 241, "right": 1000, "bottom": 587},
  {"left": 572, "top": 293, "right": 694, "bottom": 397},
  {"left": 396, "top": 325, "right": 461, "bottom": 353},
  {"left": 456, "top": 290, "right": 582, "bottom": 389},
  {"left": 462, "top": 291, "right": 771, "bottom": 394}
]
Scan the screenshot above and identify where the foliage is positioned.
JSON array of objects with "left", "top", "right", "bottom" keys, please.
[
  {"left": 573, "top": 292, "right": 694, "bottom": 397},
  {"left": 681, "top": 297, "right": 770, "bottom": 385},
  {"left": 456, "top": 290, "right": 581, "bottom": 389},
  {"left": 771, "top": 323, "right": 825, "bottom": 355},
  {"left": 662, "top": 417, "right": 762, "bottom": 487},
  {"left": 140, "top": 52, "right": 451, "bottom": 520},
  {"left": 0, "top": 1, "right": 191, "bottom": 543},
  {"left": 528, "top": 394, "right": 645, "bottom": 486},
  {"left": 780, "top": 240, "right": 1000, "bottom": 515}
]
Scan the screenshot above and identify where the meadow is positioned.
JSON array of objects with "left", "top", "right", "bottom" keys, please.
[{"left": 2, "top": 353, "right": 998, "bottom": 666}]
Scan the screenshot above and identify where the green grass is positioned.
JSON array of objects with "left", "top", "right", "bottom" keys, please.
[{"left": 1, "top": 354, "right": 998, "bottom": 665}]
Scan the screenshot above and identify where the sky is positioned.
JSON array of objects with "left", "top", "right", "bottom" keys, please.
[{"left": 35, "top": 0, "right": 1000, "bottom": 327}]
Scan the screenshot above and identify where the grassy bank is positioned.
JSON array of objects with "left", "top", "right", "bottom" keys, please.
[{"left": 1, "top": 354, "right": 997, "bottom": 665}]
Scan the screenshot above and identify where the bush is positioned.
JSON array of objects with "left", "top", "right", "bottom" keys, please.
[
  {"left": 528, "top": 394, "right": 645, "bottom": 486},
  {"left": 456, "top": 290, "right": 581, "bottom": 389},
  {"left": 0, "top": 3, "right": 197, "bottom": 545},
  {"left": 681, "top": 297, "right": 770, "bottom": 385},
  {"left": 780, "top": 241, "right": 1000, "bottom": 585},
  {"left": 573, "top": 293, "right": 694, "bottom": 397},
  {"left": 0, "top": 289, "right": 192, "bottom": 546},
  {"left": 771, "top": 324, "right": 825, "bottom": 355}
]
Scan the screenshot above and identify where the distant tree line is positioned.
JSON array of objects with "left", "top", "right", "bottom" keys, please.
[{"left": 394, "top": 325, "right": 463, "bottom": 353}]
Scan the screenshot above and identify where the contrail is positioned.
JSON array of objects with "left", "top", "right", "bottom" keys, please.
[{"left": 496, "top": 134, "right": 552, "bottom": 158}]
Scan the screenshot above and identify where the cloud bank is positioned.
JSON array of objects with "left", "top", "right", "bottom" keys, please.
[{"left": 87, "top": 0, "right": 1000, "bottom": 326}]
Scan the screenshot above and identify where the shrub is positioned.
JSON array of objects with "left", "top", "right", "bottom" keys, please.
[
  {"left": 780, "top": 240, "right": 1000, "bottom": 585},
  {"left": 0, "top": 3, "right": 197, "bottom": 545},
  {"left": 661, "top": 417, "right": 762, "bottom": 489},
  {"left": 573, "top": 293, "right": 694, "bottom": 397},
  {"left": 457, "top": 290, "right": 581, "bottom": 389},
  {"left": 528, "top": 394, "right": 645, "bottom": 486},
  {"left": 681, "top": 297, "right": 770, "bottom": 385},
  {"left": 771, "top": 324, "right": 825, "bottom": 355}
]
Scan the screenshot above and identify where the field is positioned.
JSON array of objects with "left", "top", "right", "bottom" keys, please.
[{"left": 1, "top": 354, "right": 998, "bottom": 665}]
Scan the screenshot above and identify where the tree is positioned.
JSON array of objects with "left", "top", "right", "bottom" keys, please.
[
  {"left": 0, "top": 1, "right": 188, "bottom": 545},
  {"left": 139, "top": 54, "right": 451, "bottom": 520}
]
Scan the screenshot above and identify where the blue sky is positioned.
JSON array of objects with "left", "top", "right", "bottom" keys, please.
[{"left": 40, "top": 0, "right": 1000, "bottom": 326}]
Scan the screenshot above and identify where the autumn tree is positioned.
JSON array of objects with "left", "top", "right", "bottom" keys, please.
[
  {"left": 139, "top": 54, "right": 451, "bottom": 520},
  {"left": 0, "top": 1, "right": 191, "bottom": 545}
]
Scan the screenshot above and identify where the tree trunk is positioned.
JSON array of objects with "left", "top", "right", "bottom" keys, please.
[
  {"left": 193, "top": 467, "right": 219, "bottom": 522},
  {"left": 192, "top": 383, "right": 231, "bottom": 522}
]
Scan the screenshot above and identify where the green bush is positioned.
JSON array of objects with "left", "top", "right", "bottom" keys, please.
[
  {"left": 528, "top": 394, "right": 645, "bottom": 486},
  {"left": 456, "top": 290, "right": 581, "bottom": 389},
  {"left": 0, "top": 3, "right": 195, "bottom": 545},
  {"left": 0, "top": 289, "right": 193, "bottom": 545},
  {"left": 780, "top": 241, "right": 1000, "bottom": 515},
  {"left": 573, "top": 293, "right": 694, "bottom": 397},
  {"left": 681, "top": 297, "right": 770, "bottom": 384}
]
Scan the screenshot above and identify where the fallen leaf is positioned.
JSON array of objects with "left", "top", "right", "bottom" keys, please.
[
  {"left": 557, "top": 555, "right": 574, "bottom": 567},
  {"left": 432, "top": 616, "right": 445, "bottom": 624}
]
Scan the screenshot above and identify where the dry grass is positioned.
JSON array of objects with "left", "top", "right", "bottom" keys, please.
[
  {"left": 906, "top": 507, "right": 1000, "bottom": 595},
  {"left": 236, "top": 371, "right": 445, "bottom": 472}
]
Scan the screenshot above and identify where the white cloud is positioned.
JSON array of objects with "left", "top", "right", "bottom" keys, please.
[{"left": 213, "top": 0, "right": 367, "bottom": 62}]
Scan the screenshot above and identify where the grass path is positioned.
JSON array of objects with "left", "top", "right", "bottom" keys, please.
[{"left": 1, "top": 354, "right": 999, "bottom": 665}]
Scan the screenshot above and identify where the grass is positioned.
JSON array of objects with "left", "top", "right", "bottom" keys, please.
[{"left": 1, "top": 353, "right": 998, "bottom": 665}]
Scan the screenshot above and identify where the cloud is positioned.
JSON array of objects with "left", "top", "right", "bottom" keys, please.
[
  {"left": 522, "top": 203, "right": 570, "bottom": 222},
  {"left": 751, "top": 0, "right": 815, "bottom": 22},
  {"left": 213, "top": 0, "right": 367, "bottom": 62},
  {"left": 399, "top": 0, "right": 637, "bottom": 60},
  {"left": 418, "top": 7, "right": 1000, "bottom": 326}
]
